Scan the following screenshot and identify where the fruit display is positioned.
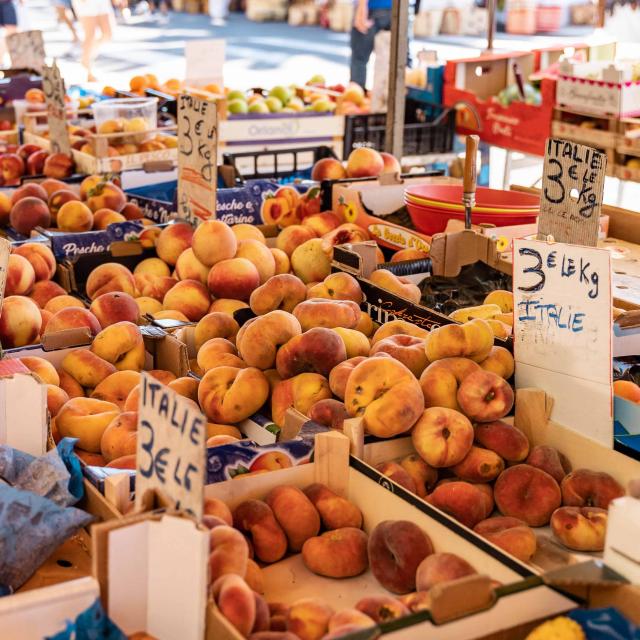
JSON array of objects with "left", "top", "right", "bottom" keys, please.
[{"left": 0, "top": 142, "right": 73, "bottom": 186}]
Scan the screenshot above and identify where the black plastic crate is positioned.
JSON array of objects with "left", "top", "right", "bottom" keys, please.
[{"left": 343, "top": 101, "right": 455, "bottom": 158}]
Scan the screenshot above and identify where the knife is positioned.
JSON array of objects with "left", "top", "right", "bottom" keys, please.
[{"left": 463, "top": 135, "right": 479, "bottom": 230}]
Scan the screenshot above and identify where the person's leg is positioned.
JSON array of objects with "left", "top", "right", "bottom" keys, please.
[
  {"left": 350, "top": 23, "right": 375, "bottom": 88},
  {"left": 96, "top": 12, "right": 113, "bottom": 44},
  {"left": 57, "top": 5, "right": 80, "bottom": 41},
  {"left": 79, "top": 15, "right": 97, "bottom": 80}
]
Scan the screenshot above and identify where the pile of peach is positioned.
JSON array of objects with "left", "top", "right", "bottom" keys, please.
[
  {"left": 0, "top": 142, "right": 74, "bottom": 187},
  {"left": 205, "top": 487, "right": 482, "bottom": 639},
  {"left": 0, "top": 175, "right": 144, "bottom": 236},
  {"left": 310, "top": 147, "right": 400, "bottom": 183}
]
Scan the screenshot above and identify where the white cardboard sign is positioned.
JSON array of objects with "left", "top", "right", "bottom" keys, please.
[
  {"left": 6, "top": 30, "right": 45, "bottom": 72},
  {"left": 135, "top": 372, "right": 207, "bottom": 519},
  {"left": 185, "top": 39, "right": 224, "bottom": 88},
  {"left": 513, "top": 238, "right": 613, "bottom": 446},
  {"left": 42, "top": 62, "right": 71, "bottom": 156}
]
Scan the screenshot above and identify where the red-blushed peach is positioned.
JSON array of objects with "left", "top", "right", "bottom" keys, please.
[
  {"left": 474, "top": 517, "right": 537, "bottom": 562},
  {"left": 494, "top": 465, "right": 562, "bottom": 527},
  {"left": 560, "top": 469, "right": 624, "bottom": 510},
  {"left": 209, "top": 525, "right": 249, "bottom": 583},
  {"left": 250, "top": 273, "right": 307, "bottom": 315},
  {"left": 302, "top": 212, "right": 341, "bottom": 237},
  {"left": 399, "top": 591, "right": 432, "bottom": 613},
  {"left": 44, "top": 307, "right": 102, "bottom": 337},
  {"left": 134, "top": 274, "right": 178, "bottom": 301},
  {"left": 208, "top": 257, "right": 261, "bottom": 302},
  {"left": 133, "top": 257, "right": 171, "bottom": 278},
  {"left": 425, "top": 318, "right": 494, "bottom": 363},
  {"left": 45, "top": 295, "right": 86, "bottom": 314},
  {"left": 391, "top": 248, "right": 429, "bottom": 262},
  {"left": 400, "top": 454, "right": 438, "bottom": 497},
  {"left": 13, "top": 243, "right": 56, "bottom": 282},
  {"left": 74, "top": 450, "right": 107, "bottom": 467},
  {"left": 415, "top": 553, "right": 477, "bottom": 591},
  {"left": 412, "top": 407, "right": 474, "bottom": 467},
  {"left": 355, "top": 311, "right": 374, "bottom": 337},
  {"left": 457, "top": 370, "right": 514, "bottom": 422},
  {"left": 525, "top": 445, "right": 571, "bottom": 484},
  {"left": 121, "top": 202, "right": 143, "bottom": 220},
  {"left": 451, "top": 446, "right": 505, "bottom": 483},
  {"left": 10, "top": 197, "right": 51, "bottom": 235},
  {"left": 375, "top": 461, "right": 417, "bottom": 493},
  {"left": 92, "top": 208, "right": 126, "bottom": 230},
  {"left": 479, "top": 346, "right": 515, "bottom": 379},
  {"left": 204, "top": 498, "right": 233, "bottom": 526},
  {"left": 311, "top": 157, "right": 347, "bottom": 181},
  {"left": 62, "top": 349, "right": 117, "bottom": 390},
  {"left": 420, "top": 357, "right": 480, "bottom": 412},
  {"left": 197, "top": 338, "right": 245, "bottom": 372},
  {"left": 195, "top": 312, "right": 240, "bottom": 350},
  {"left": 105, "top": 454, "right": 137, "bottom": 469},
  {"left": 304, "top": 483, "right": 363, "bottom": 530},
  {"left": 91, "top": 370, "right": 141, "bottom": 410},
  {"left": 58, "top": 369, "right": 85, "bottom": 399},
  {"left": 475, "top": 420, "right": 530, "bottom": 463},
  {"left": 29, "top": 280, "right": 67, "bottom": 308},
  {"left": 206, "top": 434, "right": 240, "bottom": 448},
  {"left": 426, "top": 481, "right": 489, "bottom": 528},
  {"left": 355, "top": 596, "right": 409, "bottom": 623},
  {"left": 266, "top": 485, "right": 321, "bottom": 551},
  {"left": 20, "top": 356, "right": 60, "bottom": 385},
  {"left": 209, "top": 298, "right": 250, "bottom": 316},
  {"left": 213, "top": 574, "right": 256, "bottom": 638},
  {"left": 147, "top": 370, "right": 176, "bottom": 385},
  {"left": 86, "top": 263, "right": 136, "bottom": 300},
  {"left": 6, "top": 254, "right": 35, "bottom": 296},
  {"left": 47, "top": 384, "right": 69, "bottom": 417},
  {"left": 306, "top": 272, "right": 363, "bottom": 304},
  {"left": 236, "top": 239, "right": 276, "bottom": 284},
  {"left": 476, "top": 483, "right": 496, "bottom": 519},
  {"left": 371, "top": 319, "right": 429, "bottom": 345},
  {"left": 163, "top": 279, "right": 211, "bottom": 321},
  {"left": 550, "top": 506, "right": 608, "bottom": 551},
  {"left": 91, "top": 321, "right": 145, "bottom": 372},
  {"left": 231, "top": 223, "right": 266, "bottom": 244},
  {"left": 368, "top": 520, "right": 433, "bottom": 593},
  {"left": 380, "top": 151, "right": 401, "bottom": 174},
  {"left": 271, "top": 247, "right": 290, "bottom": 275},
  {"left": 175, "top": 247, "right": 210, "bottom": 284},
  {"left": 245, "top": 558, "right": 264, "bottom": 594},
  {"left": 90, "top": 291, "right": 139, "bottom": 327},
  {"left": 198, "top": 366, "right": 269, "bottom": 423},
  {"left": 236, "top": 310, "right": 302, "bottom": 369},
  {"left": 320, "top": 224, "right": 369, "bottom": 253},
  {"left": 0, "top": 295, "right": 42, "bottom": 347},
  {"left": 345, "top": 357, "right": 424, "bottom": 438},
  {"left": 192, "top": 219, "right": 237, "bottom": 267},
  {"left": 248, "top": 450, "right": 292, "bottom": 473},
  {"left": 100, "top": 410, "right": 137, "bottom": 461},
  {"left": 370, "top": 334, "right": 428, "bottom": 377},
  {"left": 252, "top": 592, "right": 270, "bottom": 634},
  {"left": 39, "top": 308, "right": 53, "bottom": 335},
  {"left": 327, "top": 609, "right": 375, "bottom": 634},
  {"left": 276, "top": 327, "right": 347, "bottom": 378},
  {"left": 287, "top": 598, "right": 334, "bottom": 640},
  {"left": 85, "top": 181, "right": 125, "bottom": 213},
  {"left": 308, "top": 398, "right": 348, "bottom": 430},
  {"left": 48, "top": 189, "right": 80, "bottom": 223},
  {"left": 233, "top": 500, "right": 287, "bottom": 563},
  {"left": 156, "top": 222, "right": 194, "bottom": 266},
  {"left": 328, "top": 356, "right": 367, "bottom": 400},
  {"left": 291, "top": 238, "right": 332, "bottom": 284},
  {"left": 56, "top": 397, "right": 121, "bottom": 452},
  {"left": 294, "top": 299, "right": 361, "bottom": 332},
  {"left": 271, "top": 372, "right": 332, "bottom": 427},
  {"left": 276, "top": 224, "right": 316, "bottom": 257},
  {"left": 302, "top": 527, "right": 368, "bottom": 578},
  {"left": 369, "top": 269, "right": 421, "bottom": 304},
  {"left": 41, "top": 178, "right": 70, "bottom": 199},
  {"left": 166, "top": 376, "right": 199, "bottom": 402}
]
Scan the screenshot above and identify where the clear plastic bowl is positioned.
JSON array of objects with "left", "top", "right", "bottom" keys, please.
[{"left": 91, "top": 97, "right": 158, "bottom": 141}]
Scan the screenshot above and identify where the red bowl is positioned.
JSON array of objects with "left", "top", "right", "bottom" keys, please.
[{"left": 405, "top": 185, "right": 540, "bottom": 212}]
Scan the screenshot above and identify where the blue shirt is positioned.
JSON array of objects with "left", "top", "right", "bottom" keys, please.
[{"left": 368, "top": 0, "right": 392, "bottom": 9}]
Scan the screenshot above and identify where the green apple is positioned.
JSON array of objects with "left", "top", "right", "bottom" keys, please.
[
  {"left": 249, "top": 100, "right": 270, "bottom": 114},
  {"left": 287, "top": 96, "right": 305, "bottom": 112},
  {"left": 312, "top": 98, "right": 335, "bottom": 112},
  {"left": 308, "top": 74, "right": 325, "bottom": 85},
  {"left": 265, "top": 96, "right": 283, "bottom": 113},
  {"left": 228, "top": 98, "right": 249, "bottom": 114},
  {"left": 269, "top": 85, "right": 291, "bottom": 106},
  {"left": 227, "top": 89, "right": 246, "bottom": 102}
]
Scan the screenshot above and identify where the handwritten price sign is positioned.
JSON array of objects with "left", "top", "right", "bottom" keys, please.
[
  {"left": 42, "top": 62, "right": 71, "bottom": 156},
  {"left": 6, "top": 30, "right": 45, "bottom": 72},
  {"left": 135, "top": 372, "right": 207, "bottom": 519},
  {"left": 513, "top": 238, "right": 613, "bottom": 445},
  {"left": 177, "top": 94, "right": 217, "bottom": 225},
  {"left": 538, "top": 138, "right": 606, "bottom": 247}
]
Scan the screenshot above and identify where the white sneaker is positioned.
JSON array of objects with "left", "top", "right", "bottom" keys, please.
[{"left": 211, "top": 17, "right": 226, "bottom": 26}]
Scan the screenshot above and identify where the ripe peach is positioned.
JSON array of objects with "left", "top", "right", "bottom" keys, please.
[
  {"left": 328, "top": 356, "right": 366, "bottom": 400},
  {"left": 484, "top": 290, "right": 513, "bottom": 313},
  {"left": 45, "top": 307, "right": 102, "bottom": 336},
  {"left": 369, "top": 269, "right": 421, "bottom": 304},
  {"left": 550, "top": 506, "right": 608, "bottom": 551},
  {"left": 346, "top": 147, "right": 384, "bottom": 178},
  {"left": 271, "top": 247, "right": 290, "bottom": 274},
  {"left": 613, "top": 379, "right": 640, "bottom": 403},
  {"left": 370, "top": 334, "right": 427, "bottom": 377},
  {"left": 90, "top": 291, "right": 139, "bottom": 327},
  {"left": 276, "top": 225, "right": 316, "bottom": 257},
  {"left": 13, "top": 243, "right": 56, "bottom": 282},
  {"left": 425, "top": 318, "right": 494, "bottom": 363},
  {"left": 29, "top": 280, "right": 67, "bottom": 308},
  {"left": 321, "top": 223, "right": 370, "bottom": 252},
  {"left": 62, "top": 349, "right": 117, "bottom": 390},
  {"left": 475, "top": 420, "right": 530, "bottom": 463},
  {"left": 153, "top": 310, "right": 189, "bottom": 323},
  {"left": 41, "top": 178, "right": 69, "bottom": 199},
  {"left": 474, "top": 516, "right": 537, "bottom": 562},
  {"left": 415, "top": 553, "right": 476, "bottom": 591},
  {"left": 380, "top": 151, "right": 401, "bottom": 174},
  {"left": 0, "top": 296, "right": 42, "bottom": 347},
  {"left": 105, "top": 454, "right": 136, "bottom": 469},
  {"left": 302, "top": 212, "right": 341, "bottom": 236},
  {"left": 163, "top": 279, "right": 211, "bottom": 321},
  {"left": 291, "top": 238, "right": 332, "bottom": 284},
  {"left": 332, "top": 327, "right": 370, "bottom": 359},
  {"left": 58, "top": 369, "right": 85, "bottom": 399},
  {"left": 276, "top": 327, "right": 347, "bottom": 378},
  {"left": 271, "top": 372, "right": 332, "bottom": 427},
  {"left": 209, "top": 525, "right": 250, "bottom": 583},
  {"left": 45, "top": 295, "right": 86, "bottom": 314},
  {"left": 156, "top": 222, "right": 194, "bottom": 266},
  {"left": 48, "top": 189, "right": 80, "bottom": 224},
  {"left": 400, "top": 454, "right": 438, "bottom": 497},
  {"left": 420, "top": 357, "right": 480, "bottom": 412},
  {"left": 10, "top": 197, "right": 51, "bottom": 235},
  {"left": 0, "top": 192, "right": 10, "bottom": 226},
  {"left": 412, "top": 407, "right": 474, "bottom": 467},
  {"left": 311, "top": 157, "right": 347, "bottom": 181},
  {"left": 287, "top": 598, "right": 334, "bottom": 640},
  {"left": 133, "top": 257, "right": 170, "bottom": 278},
  {"left": 209, "top": 298, "right": 249, "bottom": 315},
  {"left": 235, "top": 239, "right": 276, "bottom": 284},
  {"left": 302, "top": 527, "right": 368, "bottom": 578},
  {"left": 6, "top": 253, "right": 35, "bottom": 296},
  {"left": 56, "top": 397, "right": 120, "bottom": 452},
  {"left": 213, "top": 574, "right": 256, "bottom": 638},
  {"left": 204, "top": 497, "right": 233, "bottom": 526},
  {"left": 293, "top": 298, "right": 361, "bottom": 332},
  {"left": 457, "top": 370, "right": 514, "bottom": 422},
  {"left": 92, "top": 208, "right": 126, "bottom": 230},
  {"left": 451, "top": 446, "right": 505, "bottom": 483},
  {"left": 304, "top": 483, "right": 362, "bottom": 530},
  {"left": 134, "top": 274, "right": 177, "bottom": 301},
  {"left": 391, "top": 248, "right": 429, "bottom": 262},
  {"left": 100, "top": 410, "right": 137, "bottom": 461},
  {"left": 136, "top": 296, "right": 162, "bottom": 315},
  {"left": 43, "top": 153, "right": 74, "bottom": 180},
  {"left": 47, "top": 384, "right": 69, "bottom": 417},
  {"left": 307, "top": 398, "right": 348, "bottom": 430},
  {"left": 250, "top": 273, "right": 307, "bottom": 316},
  {"left": 525, "top": 445, "right": 571, "bottom": 484},
  {"left": 355, "top": 596, "right": 409, "bottom": 623},
  {"left": 175, "top": 248, "right": 209, "bottom": 285},
  {"left": 195, "top": 312, "right": 240, "bottom": 350},
  {"left": 192, "top": 219, "right": 237, "bottom": 267},
  {"left": 376, "top": 461, "right": 417, "bottom": 493},
  {"left": 56, "top": 200, "right": 94, "bottom": 232},
  {"left": 11, "top": 183, "right": 47, "bottom": 205},
  {"left": 306, "top": 272, "right": 363, "bottom": 303},
  {"left": 120, "top": 202, "right": 143, "bottom": 220},
  {"left": 327, "top": 610, "right": 375, "bottom": 634},
  {"left": 266, "top": 485, "right": 321, "bottom": 551},
  {"left": 91, "top": 321, "right": 145, "bottom": 372},
  {"left": 92, "top": 370, "right": 141, "bottom": 410},
  {"left": 20, "top": 356, "right": 60, "bottom": 385},
  {"left": 560, "top": 469, "right": 624, "bottom": 510},
  {"left": 233, "top": 500, "right": 287, "bottom": 564},
  {"left": 479, "top": 346, "right": 515, "bottom": 379},
  {"left": 86, "top": 263, "right": 136, "bottom": 300},
  {"left": 426, "top": 481, "right": 489, "bottom": 529},
  {"left": 197, "top": 338, "right": 244, "bottom": 372},
  {"left": 231, "top": 223, "right": 266, "bottom": 244},
  {"left": 39, "top": 308, "right": 53, "bottom": 334},
  {"left": 371, "top": 319, "right": 428, "bottom": 345},
  {"left": 85, "top": 181, "right": 126, "bottom": 213},
  {"left": 207, "top": 257, "right": 260, "bottom": 302}
]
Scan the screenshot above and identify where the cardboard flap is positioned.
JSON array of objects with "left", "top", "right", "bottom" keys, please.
[
  {"left": 429, "top": 574, "right": 496, "bottom": 624},
  {"left": 430, "top": 230, "right": 503, "bottom": 278},
  {"left": 332, "top": 242, "right": 379, "bottom": 278},
  {"left": 41, "top": 327, "right": 93, "bottom": 351},
  {"left": 313, "top": 431, "right": 350, "bottom": 497},
  {"left": 280, "top": 407, "right": 309, "bottom": 442}
]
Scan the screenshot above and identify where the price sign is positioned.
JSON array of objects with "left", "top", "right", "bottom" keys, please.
[
  {"left": 6, "top": 30, "right": 45, "bottom": 72},
  {"left": 42, "top": 62, "right": 71, "bottom": 156},
  {"left": 538, "top": 138, "right": 606, "bottom": 247},
  {"left": 135, "top": 372, "right": 207, "bottom": 519},
  {"left": 513, "top": 238, "right": 613, "bottom": 446},
  {"left": 177, "top": 94, "right": 217, "bottom": 224}
]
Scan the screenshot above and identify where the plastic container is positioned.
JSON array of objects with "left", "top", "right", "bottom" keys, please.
[
  {"left": 91, "top": 97, "right": 158, "bottom": 135},
  {"left": 536, "top": 5, "right": 563, "bottom": 31}
]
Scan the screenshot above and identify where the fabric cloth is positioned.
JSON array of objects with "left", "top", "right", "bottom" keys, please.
[
  {"left": 71, "top": 0, "right": 114, "bottom": 17},
  {"left": 0, "top": 1, "right": 17, "bottom": 27},
  {"left": 368, "top": 0, "right": 392, "bottom": 9},
  {"left": 349, "top": 7, "right": 391, "bottom": 88}
]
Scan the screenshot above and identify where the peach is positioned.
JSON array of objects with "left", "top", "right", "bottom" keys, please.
[
  {"left": 45, "top": 307, "right": 102, "bottom": 337},
  {"left": 236, "top": 239, "right": 276, "bottom": 284},
  {"left": 293, "top": 298, "right": 361, "bottom": 331},
  {"left": 613, "top": 380, "right": 640, "bottom": 403},
  {"left": 332, "top": 327, "right": 370, "bottom": 359},
  {"left": 56, "top": 201, "right": 94, "bottom": 232},
  {"left": 13, "top": 243, "right": 56, "bottom": 282},
  {"left": 302, "top": 212, "right": 341, "bottom": 236},
  {"left": 412, "top": 407, "right": 474, "bottom": 467},
  {"left": 198, "top": 366, "right": 269, "bottom": 423},
  {"left": 0, "top": 296, "right": 42, "bottom": 347},
  {"left": 91, "top": 321, "right": 145, "bottom": 371},
  {"left": 86, "top": 263, "right": 136, "bottom": 300},
  {"left": 45, "top": 295, "right": 86, "bottom": 314},
  {"left": 6, "top": 254, "right": 35, "bottom": 296},
  {"left": 369, "top": 269, "right": 421, "bottom": 304},
  {"left": 560, "top": 469, "right": 624, "bottom": 510},
  {"left": 204, "top": 497, "right": 233, "bottom": 526},
  {"left": 415, "top": 553, "right": 476, "bottom": 591},
  {"left": 248, "top": 450, "right": 292, "bottom": 473},
  {"left": 266, "top": 485, "right": 321, "bottom": 551},
  {"left": 74, "top": 450, "right": 107, "bottom": 466},
  {"left": 271, "top": 247, "right": 290, "bottom": 275},
  {"left": 147, "top": 370, "right": 176, "bottom": 385},
  {"left": 276, "top": 327, "right": 347, "bottom": 378},
  {"left": 291, "top": 238, "right": 331, "bottom": 284},
  {"left": 426, "top": 481, "right": 489, "bottom": 528},
  {"left": 58, "top": 369, "right": 85, "bottom": 399},
  {"left": 195, "top": 312, "right": 239, "bottom": 350},
  {"left": 236, "top": 310, "right": 301, "bottom": 369},
  {"left": 121, "top": 202, "right": 143, "bottom": 220},
  {"left": 100, "top": 410, "right": 137, "bottom": 462},
  {"left": 457, "top": 370, "right": 514, "bottom": 422},
  {"left": 306, "top": 272, "right": 363, "bottom": 303},
  {"left": 550, "top": 506, "right": 607, "bottom": 552},
  {"left": 134, "top": 257, "right": 171, "bottom": 278},
  {"left": 250, "top": 273, "right": 307, "bottom": 315},
  {"left": 41, "top": 178, "right": 69, "bottom": 199},
  {"left": 311, "top": 157, "right": 347, "bottom": 181},
  {"left": 91, "top": 370, "right": 141, "bottom": 410},
  {"left": 209, "top": 525, "right": 250, "bottom": 583},
  {"left": 56, "top": 397, "right": 121, "bottom": 452},
  {"left": 62, "top": 349, "right": 117, "bottom": 390},
  {"left": 192, "top": 219, "right": 237, "bottom": 267},
  {"left": 105, "top": 454, "right": 136, "bottom": 469},
  {"left": 197, "top": 339, "right": 245, "bottom": 371},
  {"left": 92, "top": 208, "right": 126, "bottom": 230},
  {"left": 48, "top": 189, "right": 80, "bottom": 223},
  {"left": 10, "top": 197, "right": 51, "bottom": 235},
  {"left": 214, "top": 574, "right": 256, "bottom": 638},
  {"left": 400, "top": 592, "right": 432, "bottom": 613},
  {"left": 156, "top": 222, "right": 194, "bottom": 266},
  {"left": 207, "top": 257, "right": 260, "bottom": 302},
  {"left": 355, "top": 596, "right": 409, "bottom": 623},
  {"left": 525, "top": 445, "right": 571, "bottom": 484},
  {"left": 375, "top": 461, "right": 416, "bottom": 493},
  {"left": 346, "top": 147, "right": 384, "bottom": 178},
  {"left": 276, "top": 225, "right": 316, "bottom": 257},
  {"left": 153, "top": 310, "right": 190, "bottom": 323},
  {"left": 47, "top": 384, "right": 69, "bottom": 417},
  {"left": 371, "top": 319, "right": 429, "bottom": 345},
  {"left": 175, "top": 248, "right": 209, "bottom": 285},
  {"left": 304, "top": 483, "right": 362, "bottom": 530},
  {"left": 302, "top": 527, "right": 368, "bottom": 578},
  {"left": 271, "top": 372, "right": 332, "bottom": 427},
  {"left": 231, "top": 223, "right": 266, "bottom": 244},
  {"left": 451, "top": 446, "right": 505, "bottom": 483},
  {"left": 85, "top": 181, "right": 126, "bottom": 213},
  {"left": 136, "top": 296, "right": 163, "bottom": 316},
  {"left": 20, "top": 356, "right": 60, "bottom": 385},
  {"left": 29, "top": 280, "right": 66, "bottom": 308},
  {"left": 233, "top": 500, "right": 287, "bottom": 563},
  {"left": 475, "top": 420, "right": 530, "bottom": 463},
  {"left": 380, "top": 151, "right": 401, "bottom": 174},
  {"left": 420, "top": 357, "right": 480, "bottom": 412},
  {"left": 163, "top": 279, "right": 211, "bottom": 321},
  {"left": 355, "top": 312, "right": 374, "bottom": 337},
  {"left": 479, "top": 346, "right": 515, "bottom": 379},
  {"left": 0, "top": 191, "right": 10, "bottom": 226},
  {"left": 494, "top": 464, "right": 562, "bottom": 527},
  {"left": 475, "top": 483, "right": 496, "bottom": 518},
  {"left": 90, "top": 291, "right": 139, "bottom": 327},
  {"left": 368, "top": 520, "right": 433, "bottom": 593},
  {"left": 39, "top": 308, "right": 53, "bottom": 335},
  {"left": 391, "top": 248, "right": 429, "bottom": 262},
  {"left": 328, "top": 356, "right": 367, "bottom": 400},
  {"left": 166, "top": 376, "right": 199, "bottom": 402},
  {"left": 425, "top": 318, "right": 494, "bottom": 363},
  {"left": 134, "top": 274, "right": 177, "bottom": 301},
  {"left": 400, "top": 454, "right": 438, "bottom": 497},
  {"left": 327, "top": 610, "right": 375, "bottom": 634},
  {"left": 307, "top": 398, "right": 348, "bottom": 430},
  {"left": 484, "top": 290, "right": 513, "bottom": 313},
  {"left": 345, "top": 357, "right": 424, "bottom": 438},
  {"left": 287, "top": 598, "right": 334, "bottom": 640},
  {"left": 245, "top": 558, "right": 264, "bottom": 595},
  {"left": 370, "top": 334, "right": 427, "bottom": 377},
  {"left": 474, "top": 517, "right": 537, "bottom": 562}
]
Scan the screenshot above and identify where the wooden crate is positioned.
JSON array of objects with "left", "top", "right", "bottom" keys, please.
[{"left": 552, "top": 106, "right": 618, "bottom": 149}]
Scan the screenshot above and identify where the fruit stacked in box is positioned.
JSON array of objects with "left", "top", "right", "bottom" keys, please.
[{"left": 0, "top": 142, "right": 74, "bottom": 187}]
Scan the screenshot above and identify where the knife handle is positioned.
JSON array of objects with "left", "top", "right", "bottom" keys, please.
[{"left": 463, "top": 135, "right": 479, "bottom": 206}]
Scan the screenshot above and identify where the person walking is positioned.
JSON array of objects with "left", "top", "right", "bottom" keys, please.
[
  {"left": 349, "top": 0, "right": 392, "bottom": 89},
  {"left": 53, "top": 0, "right": 80, "bottom": 45},
  {"left": 71, "top": 0, "right": 114, "bottom": 81},
  {"left": 0, "top": 0, "right": 18, "bottom": 62}
]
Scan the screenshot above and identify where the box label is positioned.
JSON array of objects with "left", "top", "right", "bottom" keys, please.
[
  {"left": 538, "top": 138, "right": 606, "bottom": 247},
  {"left": 513, "top": 238, "right": 612, "bottom": 445},
  {"left": 135, "top": 372, "right": 206, "bottom": 519},
  {"left": 6, "top": 30, "right": 45, "bottom": 72},
  {"left": 177, "top": 94, "right": 217, "bottom": 225},
  {"left": 42, "top": 62, "right": 71, "bottom": 156}
]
